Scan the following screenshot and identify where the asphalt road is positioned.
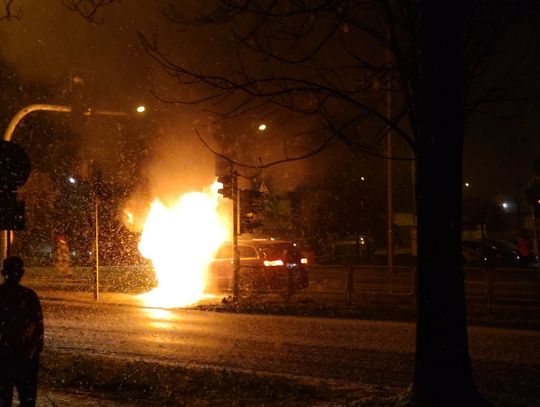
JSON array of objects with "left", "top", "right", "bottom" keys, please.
[{"left": 41, "top": 299, "right": 540, "bottom": 406}]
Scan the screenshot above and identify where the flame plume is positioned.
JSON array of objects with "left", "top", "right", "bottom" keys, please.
[{"left": 138, "top": 181, "right": 228, "bottom": 308}]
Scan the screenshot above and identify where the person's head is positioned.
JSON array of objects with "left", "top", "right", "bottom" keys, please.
[{"left": 1, "top": 256, "right": 25, "bottom": 284}]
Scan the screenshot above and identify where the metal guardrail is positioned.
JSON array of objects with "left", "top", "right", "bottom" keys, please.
[
  {"left": 304, "top": 264, "right": 415, "bottom": 305},
  {"left": 223, "top": 262, "right": 540, "bottom": 309}
]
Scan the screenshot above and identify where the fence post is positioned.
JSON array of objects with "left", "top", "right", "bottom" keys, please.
[{"left": 347, "top": 263, "right": 354, "bottom": 305}]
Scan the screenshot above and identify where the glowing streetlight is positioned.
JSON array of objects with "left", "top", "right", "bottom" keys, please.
[
  {"left": 501, "top": 201, "right": 513, "bottom": 211},
  {"left": 464, "top": 182, "right": 470, "bottom": 187},
  {"left": 258, "top": 123, "right": 267, "bottom": 131},
  {"left": 68, "top": 176, "right": 76, "bottom": 184},
  {"left": 136, "top": 105, "right": 146, "bottom": 113}
]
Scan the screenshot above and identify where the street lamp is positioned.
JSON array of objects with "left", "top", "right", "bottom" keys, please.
[
  {"left": 3, "top": 103, "right": 146, "bottom": 141},
  {"left": 3, "top": 105, "right": 72, "bottom": 142}
]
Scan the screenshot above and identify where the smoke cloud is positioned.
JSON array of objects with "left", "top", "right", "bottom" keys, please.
[{"left": 0, "top": 1, "right": 336, "bottom": 203}]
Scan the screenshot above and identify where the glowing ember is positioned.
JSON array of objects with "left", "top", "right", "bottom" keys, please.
[{"left": 138, "top": 181, "right": 228, "bottom": 308}]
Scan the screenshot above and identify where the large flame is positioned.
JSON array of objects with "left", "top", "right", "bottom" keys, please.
[{"left": 138, "top": 182, "right": 228, "bottom": 308}]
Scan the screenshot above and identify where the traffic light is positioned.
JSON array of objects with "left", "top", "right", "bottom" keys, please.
[
  {"left": 240, "top": 189, "right": 265, "bottom": 233},
  {"left": 0, "top": 141, "right": 31, "bottom": 230},
  {"left": 0, "top": 193, "right": 24, "bottom": 230},
  {"left": 217, "top": 175, "right": 233, "bottom": 199},
  {"left": 215, "top": 156, "right": 234, "bottom": 199}
]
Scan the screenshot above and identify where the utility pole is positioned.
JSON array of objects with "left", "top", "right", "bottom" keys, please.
[
  {"left": 92, "top": 165, "right": 102, "bottom": 302},
  {"left": 387, "top": 123, "right": 393, "bottom": 271},
  {"left": 232, "top": 171, "right": 240, "bottom": 301},
  {"left": 386, "top": 78, "right": 394, "bottom": 271},
  {"left": 94, "top": 191, "right": 100, "bottom": 301}
]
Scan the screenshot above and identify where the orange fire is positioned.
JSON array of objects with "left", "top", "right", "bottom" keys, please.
[{"left": 137, "top": 181, "right": 229, "bottom": 308}]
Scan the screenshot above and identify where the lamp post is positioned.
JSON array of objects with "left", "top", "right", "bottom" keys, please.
[
  {"left": 3, "top": 103, "right": 145, "bottom": 142},
  {"left": 3, "top": 104, "right": 73, "bottom": 142}
]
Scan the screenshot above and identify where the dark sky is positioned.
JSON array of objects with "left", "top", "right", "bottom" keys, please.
[
  {"left": 0, "top": 0, "right": 329, "bottom": 199},
  {"left": 0, "top": 1, "right": 538, "bottom": 211}
]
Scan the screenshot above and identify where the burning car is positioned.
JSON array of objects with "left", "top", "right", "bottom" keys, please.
[{"left": 208, "top": 239, "right": 309, "bottom": 293}]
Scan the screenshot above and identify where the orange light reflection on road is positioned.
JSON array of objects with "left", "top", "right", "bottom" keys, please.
[{"left": 143, "top": 307, "right": 177, "bottom": 330}]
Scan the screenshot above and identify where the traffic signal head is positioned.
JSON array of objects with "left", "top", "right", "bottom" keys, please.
[
  {"left": 217, "top": 175, "right": 233, "bottom": 199},
  {"left": 240, "top": 189, "right": 265, "bottom": 212},
  {"left": 0, "top": 141, "right": 31, "bottom": 191},
  {"left": 0, "top": 141, "right": 30, "bottom": 230},
  {"left": 239, "top": 189, "right": 265, "bottom": 233},
  {"left": 0, "top": 192, "right": 25, "bottom": 230}
]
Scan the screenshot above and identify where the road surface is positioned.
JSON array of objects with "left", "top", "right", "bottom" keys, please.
[{"left": 41, "top": 297, "right": 540, "bottom": 406}]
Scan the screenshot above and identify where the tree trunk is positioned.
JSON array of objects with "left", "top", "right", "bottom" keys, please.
[{"left": 398, "top": 2, "right": 489, "bottom": 405}]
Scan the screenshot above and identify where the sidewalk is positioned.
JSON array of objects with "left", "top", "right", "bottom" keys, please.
[{"left": 36, "top": 289, "right": 147, "bottom": 307}]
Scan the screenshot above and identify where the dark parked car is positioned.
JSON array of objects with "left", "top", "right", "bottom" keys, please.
[
  {"left": 461, "top": 243, "right": 486, "bottom": 267},
  {"left": 208, "top": 239, "right": 309, "bottom": 292},
  {"left": 486, "top": 239, "right": 539, "bottom": 268},
  {"left": 462, "top": 240, "right": 520, "bottom": 268}
]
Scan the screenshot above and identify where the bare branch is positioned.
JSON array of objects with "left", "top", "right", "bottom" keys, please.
[
  {"left": 135, "top": 1, "right": 536, "bottom": 167},
  {"left": 137, "top": 29, "right": 415, "bottom": 149},
  {"left": 0, "top": 0, "right": 22, "bottom": 22},
  {"left": 62, "top": 0, "right": 119, "bottom": 24},
  {"left": 194, "top": 127, "right": 336, "bottom": 169}
]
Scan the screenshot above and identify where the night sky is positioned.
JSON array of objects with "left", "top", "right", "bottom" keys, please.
[{"left": 0, "top": 1, "right": 538, "bottom": 220}]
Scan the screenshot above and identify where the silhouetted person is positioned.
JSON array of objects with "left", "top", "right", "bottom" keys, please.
[{"left": 0, "top": 256, "right": 44, "bottom": 407}]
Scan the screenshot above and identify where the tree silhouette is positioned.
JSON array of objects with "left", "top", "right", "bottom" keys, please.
[{"left": 67, "top": 1, "right": 539, "bottom": 405}]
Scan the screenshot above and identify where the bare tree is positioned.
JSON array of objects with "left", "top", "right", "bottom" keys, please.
[
  {"left": 67, "top": 1, "right": 539, "bottom": 405},
  {"left": 138, "top": 2, "right": 539, "bottom": 405}
]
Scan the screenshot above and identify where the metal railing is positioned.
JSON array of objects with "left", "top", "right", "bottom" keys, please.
[{"left": 224, "top": 262, "right": 540, "bottom": 309}]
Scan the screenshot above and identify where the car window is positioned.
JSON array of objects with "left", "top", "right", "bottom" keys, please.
[
  {"left": 239, "top": 246, "right": 257, "bottom": 259},
  {"left": 257, "top": 243, "right": 301, "bottom": 260},
  {"left": 257, "top": 243, "right": 287, "bottom": 258},
  {"left": 216, "top": 242, "right": 302, "bottom": 261},
  {"left": 214, "top": 244, "right": 258, "bottom": 260}
]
